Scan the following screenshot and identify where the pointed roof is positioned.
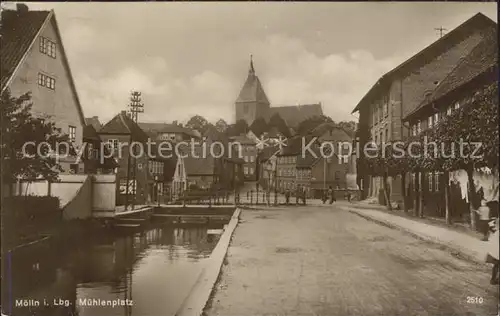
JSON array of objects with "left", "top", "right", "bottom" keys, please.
[
  {"left": 85, "top": 116, "right": 102, "bottom": 131},
  {"left": 99, "top": 111, "right": 149, "bottom": 142},
  {"left": 235, "top": 56, "right": 270, "bottom": 104},
  {"left": 404, "top": 30, "right": 498, "bottom": 121},
  {"left": 269, "top": 104, "right": 323, "bottom": 127},
  {"left": 1, "top": 6, "right": 87, "bottom": 127},
  {"left": 352, "top": 12, "right": 496, "bottom": 114}
]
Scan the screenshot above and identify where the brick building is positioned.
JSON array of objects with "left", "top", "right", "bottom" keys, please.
[
  {"left": 99, "top": 111, "right": 152, "bottom": 206},
  {"left": 234, "top": 56, "right": 323, "bottom": 127},
  {"left": 352, "top": 13, "right": 496, "bottom": 207},
  {"left": 402, "top": 29, "right": 498, "bottom": 217},
  {"left": 1, "top": 4, "right": 87, "bottom": 174},
  {"left": 229, "top": 134, "right": 257, "bottom": 180}
]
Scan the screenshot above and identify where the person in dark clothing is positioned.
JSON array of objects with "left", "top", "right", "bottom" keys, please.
[
  {"left": 302, "top": 186, "right": 307, "bottom": 205},
  {"left": 328, "top": 186, "right": 336, "bottom": 204},
  {"left": 296, "top": 185, "right": 301, "bottom": 205},
  {"left": 285, "top": 189, "right": 290, "bottom": 205},
  {"left": 322, "top": 189, "right": 328, "bottom": 204}
]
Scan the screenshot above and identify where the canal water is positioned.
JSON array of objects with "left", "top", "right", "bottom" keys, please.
[{"left": 2, "top": 223, "right": 225, "bottom": 316}]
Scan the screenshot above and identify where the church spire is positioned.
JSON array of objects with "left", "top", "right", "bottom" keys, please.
[{"left": 249, "top": 54, "right": 255, "bottom": 76}]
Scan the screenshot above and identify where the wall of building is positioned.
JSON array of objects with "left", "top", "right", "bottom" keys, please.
[
  {"left": 99, "top": 134, "right": 151, "bottom": 205},
  {"left": 311, "top": 158, "right": 348, "bottom": 190},
  {"left": 7, "top": 16, "right": 84, "bottom": 151},
  {"left": 235, "top": 101, "right": 258, "bottom": 126},
  {"left": 12, "top": 174, "right": 118, "bottom": 219}
]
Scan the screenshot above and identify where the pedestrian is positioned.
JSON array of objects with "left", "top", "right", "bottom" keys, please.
[
  {"left": 285, "top": 189, "right": 290, "bottom": 205},
  {"left": 476, "top": 199, "right": 491, "bottom": 241},
  {"left": 295, "top": 185, "right": 301, "bottom": 205},
  {"left": 302, "top": 186, "right": 307, "bottom": 205},
  {"left": 322, "top": 189, "right": 327, "bottom": 204},
  {"left": 328, "top": 186, "right": 336, "bottom": 204},
  {"left": 485, "top": 217, "right": 499, "bottom": 285},
  {"left": 347, "top": 191, "right": 352, "bottom": 203}
]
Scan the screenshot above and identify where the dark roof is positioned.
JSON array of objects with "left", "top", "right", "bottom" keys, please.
[
  {"left": 85, "top": 116, "right": 102, "bottom": 131},
  {"left": 404, "top": 30, "right": 498, "bottom": 121},
  {"left": 83, "top": 124, "right": 100, "bottom": 141},
  {"left": 1, "top": 7, "right": 87, "bottom": 128},
  {"left": 138, "top": 122, "right": 197, "bottom": 137},
  {"left": 235, "top": 59, "right": 270, "bottom": 104},
  {"left": 352, "top": 12, "right": 496, "bottom": 114},
  {"left": 259, "top": 146, "right": 279, "bottom": 162},
  {"left": 181, "top": 144, "right": 216, "bottom": 176},
  {"left": 1, "top": 8, "right": 50, "bottom": 89},
  {"left": 99, "top": 111, "right": 149, "bottom": 142},
  {"left": 269, "top": 104, "right": 323, "bottom": 127},
  {"left": 229, "top": 134, "right": 256, "bottom": 145}
]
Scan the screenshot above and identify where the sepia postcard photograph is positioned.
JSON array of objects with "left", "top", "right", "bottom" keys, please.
[{"left": 0, "top": 1, "right": 498, "bottom": 315}]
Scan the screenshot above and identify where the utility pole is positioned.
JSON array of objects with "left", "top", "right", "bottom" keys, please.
[
  {"left": 124, "top": 91, "right": 144, "bottom": 210},
  {"left": 435, "top": 26, "right": 447, "bottom": 38}
]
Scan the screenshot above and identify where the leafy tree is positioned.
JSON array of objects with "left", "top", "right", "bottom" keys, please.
[
  {"left": 337, "top": 121, "right": 357, "bottom": 137},
  {"left": 1, "top": 89, "right": 73, "bottom": 194},
  {"left": 268, "top": 113, "right": 290, "bottom": 138},
  {"left": 215, "top": 119, "right": 229, "bottom": 133},
  {"left": 226, "top": 119, "right": 248, "bottom": 137},
  {"left": 296, "top": 115, "right": 333, "bottom": 135},
  {"left": 186, "top": 115, "right": 209, "bottom": 134},
  {"left": 249, "top": 117, "right": 268, "bottom": 137}
]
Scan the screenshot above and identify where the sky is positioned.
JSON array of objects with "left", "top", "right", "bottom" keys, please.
[{"left": 3, "top": 2, "right": 498, "bottom": 125}]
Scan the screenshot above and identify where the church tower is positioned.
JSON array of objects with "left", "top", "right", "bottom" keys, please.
[{"left": 234, "top": 56, "right": 270, "bottom": 126}]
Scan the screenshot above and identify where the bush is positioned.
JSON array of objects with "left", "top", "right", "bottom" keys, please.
[{"left": 3, "top": 196, "right": 61, "bottom": 222}]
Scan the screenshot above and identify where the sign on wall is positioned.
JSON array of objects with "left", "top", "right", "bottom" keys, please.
[{"left": 119, "top": 180, "right": 136, "bottom": 194}]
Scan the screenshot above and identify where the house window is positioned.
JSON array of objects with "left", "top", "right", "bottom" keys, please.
[
  {"left": 383, "top": 100, "right": 388, "bottom": 117},
  {"left": 412, "top": 124, "right": 417, "bottom": 136},
  {"left": 428, "top": 116, "right": 433, "bottom": 129},
  {"left": 39, "top": 37, "right": 56, "bottom": 58},
  {"left": 250, "top": 167, "right": 254, "bottom": 174},
  {"left": 417, "top": 121, "right": 421, "bottom": 134},
  {"left": 428, "top": 173, "right": 433, "bottom": 192},
  {"left": 385, "top": 128, "right": 389, "bottom": 142},
  {"left": 335, "top": 171, "right": 341, "bottom": 180},
  {"left": 447, "top": 106, "right": 452, "bottom": 116},
  {"left": 38, "top": 73, "right": 55, "bottom": 90},
  {"left": 411, "top": 173, "right": 416, "bottom": 189},
  {"left": 250, "top": 156, "right": 254, "bottom": 163},
  {"left": 434, "top": 173, "right": 440, "bottom": 192},
  {"left": 108, "top": 139, "right": 119, "bottom": 150},
  {"left": 69, "top": 126, "right": 76, "bottom": 143},
  {"left": 434, "top": 113, "right": 439, "bottom": 125},
  {"left": 244, "top": 166, "right": 248, "bottom": 175},
  {"left": 454, "top": 102, "right": 460, "bottom": 110}
]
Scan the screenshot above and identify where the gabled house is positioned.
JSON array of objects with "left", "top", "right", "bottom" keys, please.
[
  {"left": 1, "top": 4, "right": 87, "bottom": 174},
  {"left": 229, "top": 134, "right": 257, "bottom": 180},
  {"left": 99, "top": 111, "right": 152, "bottom": 206},
  {"left": 402, "top": 29, "right": 498, "bottom": 217},
  {"left": 138, "top": 122, "right": 199, "bottom": 143},
  {"left": 351, "top": 12, "right": 496, "bottom": 206},
  {"left": 85, "top": 116, "right": 102, "bottom": 132},
  {"left": 170, "top": 127, "right": 244, "bottom": 199},
  {"left": 82, "top": 124, "right": 116, "bottom": 174},
  {"left": 234, "top": 57, "right": 323, "bottom": 127}
]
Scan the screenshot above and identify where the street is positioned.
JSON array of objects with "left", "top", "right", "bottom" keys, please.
[{"left": 206, "top": 204, "right": 498, "bottom": 316}]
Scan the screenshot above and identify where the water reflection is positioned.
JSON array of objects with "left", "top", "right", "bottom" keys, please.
[{"left": 2, "top": 224, "right": 223, "bottom": 316}]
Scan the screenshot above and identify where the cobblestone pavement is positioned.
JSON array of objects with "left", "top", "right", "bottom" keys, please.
[{"left": 205, "top": 205, "right": 499, "bottom": 316}]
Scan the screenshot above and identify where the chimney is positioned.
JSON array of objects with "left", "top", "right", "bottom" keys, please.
[{"left": 16, "top": 3, "right": 29, "bottom": 13}]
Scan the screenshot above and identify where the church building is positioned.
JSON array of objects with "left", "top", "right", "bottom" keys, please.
[{"left": 234, "top": 57, "right": 324, "bottom": 127}]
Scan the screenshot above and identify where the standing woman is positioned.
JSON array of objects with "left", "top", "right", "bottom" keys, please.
[{"left": 486, "top": 217, "right": 499, "bottom": 285}]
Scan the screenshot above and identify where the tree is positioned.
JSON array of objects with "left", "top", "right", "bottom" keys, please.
[
  {"left": 215, "top": 119, "right": 229, "bottom": 134},
  {"left": 268, "top": 113, "right": 290, "bottom": 138},
  {"left": 337, "top": 121, "right": 357, "bottom": 137},
  {"left": 249, "top": 117, "right": 268, "bottom": 137},
  {"left": 296, "top": 115, "right": 333, "bottom": 135},
  {"left": 1, "top": 89, "right": 72, "bottom": 193},
  {"left": 226, "top": 119, "right": 248, "bottom": 137},
  {"left": 186, "top": 115, "right": 209, "bottom": 134}
]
